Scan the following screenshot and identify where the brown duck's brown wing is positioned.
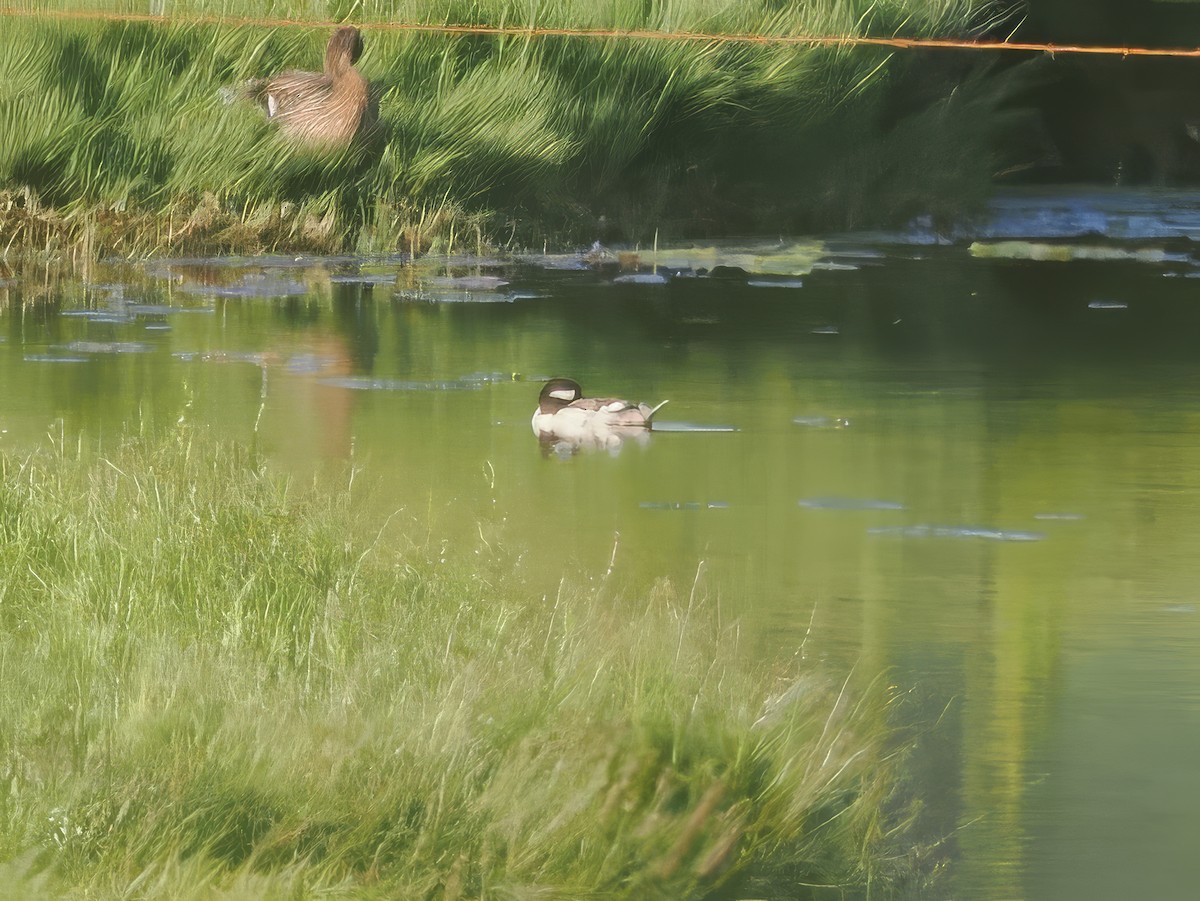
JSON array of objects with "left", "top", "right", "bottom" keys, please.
[
  {"left": 261, "top": 70, "right": 333, "bottom": 120},
  {"left": 269, "top": 70, "right": 370, "bottom": 146}
]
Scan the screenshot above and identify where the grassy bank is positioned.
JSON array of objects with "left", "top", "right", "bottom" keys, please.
[
  {"left": 0, "top": 430, "right": 910, "bottom": 898},
  {"left": 0, "top": 1, "right": 1018, "bottom": 258}
]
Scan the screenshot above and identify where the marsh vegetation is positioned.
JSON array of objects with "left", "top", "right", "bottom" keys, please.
[
  {"left": 0, "top": 1, "right": 1018, "bottom": 258},
  {"left": 0, "top": 431, "right": 910, "bottom": 898}
]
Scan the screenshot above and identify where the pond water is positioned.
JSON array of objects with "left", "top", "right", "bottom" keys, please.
[{"left": 3, "top": 188, "right": 1200, "bottom": 899}]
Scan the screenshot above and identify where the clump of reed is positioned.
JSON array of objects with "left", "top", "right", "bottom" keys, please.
[
  {"left": 0, "top": 429, "right": 912, "bottom": 898},
  {"left": 0, "top": 1, "right": 1016, "bottom": 257}
]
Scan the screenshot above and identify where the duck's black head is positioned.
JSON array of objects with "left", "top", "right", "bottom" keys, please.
[{"left": 538, "top": 378, "right": 584, "bottom": 413}]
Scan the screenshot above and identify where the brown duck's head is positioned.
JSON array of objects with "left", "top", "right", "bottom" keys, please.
[{"left": 325, "top": 26, "right": 364, "bottom": 76}]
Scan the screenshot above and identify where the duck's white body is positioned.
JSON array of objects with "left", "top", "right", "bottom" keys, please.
[{"left": 531, "top": 378, "right": 667, "bottom": 452}]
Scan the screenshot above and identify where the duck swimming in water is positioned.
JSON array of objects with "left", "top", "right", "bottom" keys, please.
[
  {"left": 243, "top": 26, "right": 374, "bottom": 148},
  {"left": 532, "top": 378, "right": 668, "bottom": 453}
]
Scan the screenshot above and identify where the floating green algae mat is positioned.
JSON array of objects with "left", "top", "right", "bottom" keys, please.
[
  {"left": 968, "top": 240, "right": 1179, "bottom": 263},
  {"left": 0, "top": 431, "right": 908, "bottom": 898}
]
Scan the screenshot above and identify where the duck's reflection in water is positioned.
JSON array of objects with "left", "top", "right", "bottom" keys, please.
[{"left": 538, "top": 425, "right": 652, "bottom": 458}]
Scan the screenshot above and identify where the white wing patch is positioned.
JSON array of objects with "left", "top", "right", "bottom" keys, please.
[{"left": 267, "top": 94, "right": 278, "bottom": 118}]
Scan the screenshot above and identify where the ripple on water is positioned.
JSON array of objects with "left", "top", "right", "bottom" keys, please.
[
  {"left": 799, "top": 497, "right": 905, "bottom": 511},
  {"left": 396, "top": 289, "right": 517, "bottom": 304},
  {"left": 639, "top": 501, "right": 730, "bottom": 510},
  {"left": 125, "top": 304, "right": 215, "bottom": 316},
  {"left": 521, "top": 254, "right": 591, "bottom": 271},
  {"left": 747, "top": 278, "right": 804, "bottom": 288},
  {"left": 650, "top": 421, "right": 739, "bottom": 433},
  {"left": 177, "top": 277, "right": 307, "bottom": 298},
  {"left": 1161, "top": 604, "right": 1197, "bottom": 615},
  {"left": 425, "top": 276, "right": 510, "bottom": 292},
  {"left": 613, "top": 273, "right": 669, "bottom": 285},
  {"left": 793, "top": 415, "right": 850, "bottom": 429},
  {"left": 329, "top": 274, "right": 398, "bottom": 285},
  {"left": 284, "top": 354, "right": 341, "bottom": 374},
  {"left": 317, "top": 377, "right": 485, "bottom": 391},
  {"left": 61, "top": 341, "right": 154, "bottom": 355},
  {"left": 61, "top": 309, "right": 125, "bottom": 320},
  {"left": 145, "top": 256, "right": 359, "bottom": 278},
  {"left": 868, "top": 524, "right": 1046, "bottom": 542},
  {"left": 59, "top": 310, "right": 133, "bottom": 324},
  {"left": 459, "top": 371, "right": 514, "bottom": 384},
  {"left": 172, "top": 351, "right": 268, "bottom": 365}
]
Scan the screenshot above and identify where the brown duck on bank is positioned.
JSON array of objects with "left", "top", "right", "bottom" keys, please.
[{"left": 244, "top": 26, "right": 375, "bottom": 148}]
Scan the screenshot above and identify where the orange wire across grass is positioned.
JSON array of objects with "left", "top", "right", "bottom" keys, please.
[{"left": 3, "top": 6, "right": 1200, "bottom": 57}]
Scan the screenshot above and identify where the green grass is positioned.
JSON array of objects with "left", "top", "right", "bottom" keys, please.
[
  {"left": 0, "top": 1, "right": 1022, "bottom": 258},
  {"left": 0, "top": 429, "right": 912, "bottom": 898}
]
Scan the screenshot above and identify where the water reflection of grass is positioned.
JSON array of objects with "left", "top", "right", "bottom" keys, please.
[
  {"left": 0, "top": 0, "right": 1015, "bottom": 258},
  {"left": 0, "top": 431, "right": 909, "bottom": 897}
]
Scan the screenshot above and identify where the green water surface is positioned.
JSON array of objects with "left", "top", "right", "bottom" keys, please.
[{"left": 2, "top": 226, "right": 1199, "bottom": 899}]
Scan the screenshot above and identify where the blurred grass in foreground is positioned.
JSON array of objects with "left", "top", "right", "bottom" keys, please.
[
  {"left": 0, "top": 1, "right": 1025, "bottom": 258},
  {"left": 0, "top": 429, "right": 914, "bottom": 898}
]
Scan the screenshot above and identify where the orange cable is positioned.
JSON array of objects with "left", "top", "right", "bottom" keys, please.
[{"left": 2, "top": 6, "right": 1200, "bottom": 57}]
